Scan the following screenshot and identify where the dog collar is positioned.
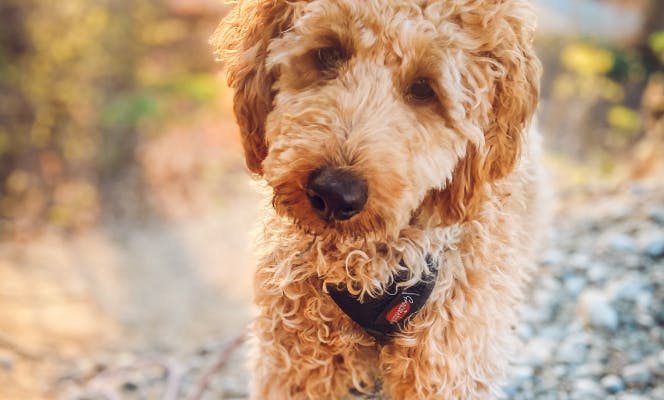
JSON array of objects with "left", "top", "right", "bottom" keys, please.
[{"left": 326, "top": 255, "right": 439, "bottom": 342}]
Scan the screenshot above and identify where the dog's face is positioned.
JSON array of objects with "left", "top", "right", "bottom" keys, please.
[{"left": 214, "top": 0, "right": 540, "bottom": 240}]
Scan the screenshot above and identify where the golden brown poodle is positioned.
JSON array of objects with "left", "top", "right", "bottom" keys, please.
[{"left": 213, "top": 0, "right": 543, "bottom": 398}]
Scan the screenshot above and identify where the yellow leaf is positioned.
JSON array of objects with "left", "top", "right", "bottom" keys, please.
[
  {"left": 561, "top": 43, "right": 614, "bottom": 77},
  {"left": 607, "top": 106, "right": 641, "bottom": 132}
]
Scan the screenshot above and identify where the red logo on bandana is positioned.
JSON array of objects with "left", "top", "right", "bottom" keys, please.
[{"left": 386, "top": 296, "right": 414, "bottom": 323}]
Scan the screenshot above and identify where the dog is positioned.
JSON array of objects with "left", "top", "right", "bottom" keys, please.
[{"left": 213, "top": 0, "right": 542, "bottom": 398}]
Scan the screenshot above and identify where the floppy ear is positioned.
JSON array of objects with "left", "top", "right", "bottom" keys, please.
[
  {"left": 211, "top": 1, "right": 298, "bottom": 175},
  {"left": 424, "top": 1, "right": 541, "bottom": 225},
  {"left": 482, "top": 17, "right": 541, "bottom": 180},
  {"left": 418, "top": 144, "right": 486, "bottom": 226}
]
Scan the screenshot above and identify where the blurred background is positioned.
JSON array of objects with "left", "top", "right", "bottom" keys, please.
[{"left": 0, "top": 0, "right": 662, "bottom": 399}]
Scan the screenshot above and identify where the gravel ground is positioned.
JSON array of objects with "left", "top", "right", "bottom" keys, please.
[
  {"left": 55, "top": 179, "right": 664, "bottom": 400},
  {"left": 505, "top": 179, "right": 664, "bottom": 400}
]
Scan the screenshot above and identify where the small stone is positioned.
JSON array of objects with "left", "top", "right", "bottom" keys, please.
[
  {"left": 552, "top": 364, "right": 568, "bottom": 378},
  {"left": 196, "top": 346, "right": 211, "bottom": 357},
  {"left": 564, "top": 274, "right": 587, "bottom": 296},
  {"left": 587, "top": 263, "right": 609, "bottom": 283},
  {"left": 586, "top": 346, "right": 608, "bottom": 363},
  {"left": 541, "top": 249, "right": 565, "bottom": 266},
  {"left": 609, "top": 275, "right": 649, "bottom": 302},
  {"left": 557, "top": 333, "right": 590, "bottom": 364},
  {"left": 538, "top": 325, "right": 567, "bottom": 340},
  {"left": 635, "top": 312, "right": 654, "bottom": 327},
  {"left": 516, "top": 322, "right": 533, "bottom": 340},
  {"left": 601, "top": 374, "right": 625, "bottom": 394},
  {"left": 645, "top": 237, "right": 664, "bottom": 259},
  {"left": 519, "top": 304, "right": 552, "bottom": 324},
  {"left": 621, "top": 363, "right": 652, "bottom": 388},
  {"left": 577, "top": 289, "right": 619, "bottom": 331},
  {"left": 621, "top": 253, "right": 643, "bottom": 269},
  {"left": 651, "top": 387, "right": 664, "bottom": 399},
  {"left": 649, "top": 206, "right": 664, "bottom": 225},
  {"left": 607, "top": 233, "right": 637, "bottom": 253},
  {"left": 635, "top": 291, "right": 653, "bottom": 311},
  {"left": 652, "top": 266, "right": 664, "bottom": 284},
  {"left": 522, "top": 337, "right": 556, "bottom": 367},
  {"left": 500, "top": 383, "right": 519, "bottom": 398},
  {"left": 122, "top": 381, "right": 139, "bottom": 392},
  {"left": 532, "top": 288, "right": 559, "bottom": 320},
  {"left": 569, "top": 252, "right": 592, "bottom": 269},
  {"left": 656, "top": 309, "right": 664, "bottom": 329},
  {"left": 642, "top": 353, "right": 663, "bottom": 375},
  {"left": 652, "top": 350, "right": 664, "bottom": 376},
  {"left": 573, "top": 363, "right": 604, "bottom": 378},
  {"left": 539, "top": 371, "right": 561, "bottom": 389},
  {"left": 572, "top": 378, "right": 605, "bottom": 399},
  {"left": 617, "top": 395, "right": 649, "bottom": 400},
  {"left": 509, "top": 365, "right": 534, "bottom": 385}
]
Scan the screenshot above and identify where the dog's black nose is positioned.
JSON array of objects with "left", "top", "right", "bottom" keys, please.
[{"left": 306, "top": 167, "right": 368, "bottom": 221}]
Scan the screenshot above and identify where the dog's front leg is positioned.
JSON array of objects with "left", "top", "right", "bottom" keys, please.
[
  {"left": 379, "top": 317, "right": 501, "bottom": 400},
  {"left": 249, "top": 280, "right": 379, "bottom": 400}
]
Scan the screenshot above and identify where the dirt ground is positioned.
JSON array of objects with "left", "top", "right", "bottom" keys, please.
[{"left": 0, "top": 122, "right": 260, "bottom": 400}]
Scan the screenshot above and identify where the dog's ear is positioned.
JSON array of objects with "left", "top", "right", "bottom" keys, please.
[
  {"left": 211, "top": 1, "right": 298, "bottom": 175},
  {"left": 418, "top": 145, "right": 485, "bottom": 226},
  {"left": 424, "top": 1, "right": 541, "bottom": 225},
  {"left": 482, "top": 9, "right": 541, "bottom": 181}
]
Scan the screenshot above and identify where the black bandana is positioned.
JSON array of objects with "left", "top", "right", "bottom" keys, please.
[{"left": 326, "top": 256, "right": 439, "bottom": 341}]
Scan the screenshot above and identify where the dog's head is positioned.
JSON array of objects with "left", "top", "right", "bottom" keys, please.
[{"left": 213, "top": 0, "right": 540, "bottom": 240}]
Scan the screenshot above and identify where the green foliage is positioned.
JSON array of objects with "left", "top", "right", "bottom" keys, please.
[
  {"left": 0, "top": 0, "right": 223, "bottom": 232},
  {"left": 549, "top": 38, "right": 653, "bottom": 153},
  {"left": 162, "top": 74, "right": 221, "bottom": 104},
  {"left": 101, "top": 93, "right": 161, "bottom": 129},
  {"left": 650, "top": 31, "right": 664, "bottom": 63},
  {"left": 554, "top": 42, "right": 625, "bottom": 104}
]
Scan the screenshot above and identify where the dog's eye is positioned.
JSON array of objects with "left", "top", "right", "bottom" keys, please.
[
  {"left": 407, "top": 79, "right": 436, "bottom": 102},
  {"left": 315, "top": 46, "right": 345, "bottom": 72}
]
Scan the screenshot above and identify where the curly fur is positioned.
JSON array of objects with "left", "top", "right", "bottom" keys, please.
[{"left": 212, "top": 0, "right": 543, "bottom": 398}]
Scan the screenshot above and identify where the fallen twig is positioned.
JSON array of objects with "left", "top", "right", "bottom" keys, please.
[
  {"left": 162, "top": 357, "right": 184, "bottom": 400},
  {"left": 189, "top": 331, "right": 247, "bottom": 400},
  {"left": 0, "top": 331, "right": 41, "bottom": 360}
]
